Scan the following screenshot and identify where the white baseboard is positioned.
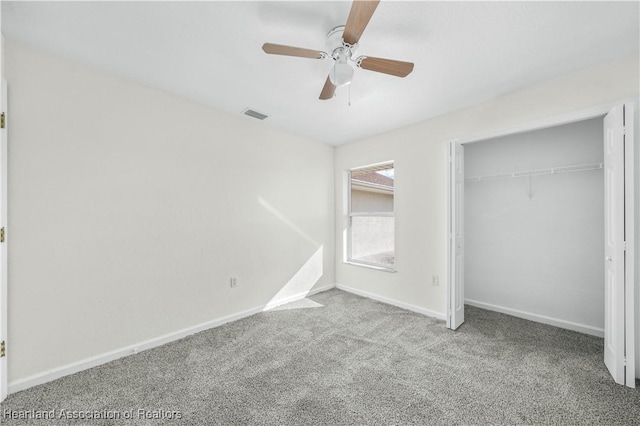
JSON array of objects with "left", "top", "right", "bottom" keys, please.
[
  {"left": 335, "top": 284, "right": 446, "bottom": 321},
  {"left": 465, "top": 299, "right": 604, "bottom": 338},
  {"left": 8, "top": 284, "right": 336, "bottom": 395}
]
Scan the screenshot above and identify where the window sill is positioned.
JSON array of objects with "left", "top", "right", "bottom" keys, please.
[{"left": 344, "top": 260, "right": 396, "bottom": 273}]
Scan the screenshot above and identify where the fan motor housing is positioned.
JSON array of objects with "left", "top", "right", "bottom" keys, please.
[{"left": 326, "top": 26, "right": 358, "bottom": 61}]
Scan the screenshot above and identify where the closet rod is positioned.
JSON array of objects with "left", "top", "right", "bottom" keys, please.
[{"left": 465, "top": 162, "right": 603, "bottom": 183}]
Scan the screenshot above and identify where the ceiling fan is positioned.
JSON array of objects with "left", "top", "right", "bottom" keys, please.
[{"left": 262, "top": 0, "right": 414, "bottom": 100}]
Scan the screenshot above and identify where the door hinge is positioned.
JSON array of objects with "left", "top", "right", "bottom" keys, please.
[
  {"left": 0, "top": 341, "right": 5, "bottom": 357},
  {"left": 0, "top": 227, "right": 5, "bottom": 243},
  {"left": 0, "top": 112, "right": 5, "bottom": 129}
]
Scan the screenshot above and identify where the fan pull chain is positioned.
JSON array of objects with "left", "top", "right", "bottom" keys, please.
[{"left": 348, "top": 84, "right": 351, "bottom": 106}]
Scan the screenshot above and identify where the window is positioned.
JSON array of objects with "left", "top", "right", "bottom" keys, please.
[{"left": 347, "top": 162, "right": 395, "bottom": 270}]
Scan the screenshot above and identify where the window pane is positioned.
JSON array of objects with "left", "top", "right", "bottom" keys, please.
[
  {"left": 351, "top": 189, "right": 394, "bottom": 213},
  {"left": 351, "top": 168, "right": 394, "bottom": 213},
  {"left": 350, "top": 216, "right": 395, "bottom": 267}
]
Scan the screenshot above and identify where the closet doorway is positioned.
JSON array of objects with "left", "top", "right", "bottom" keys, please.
[
  {"left": 446, "top": 103, "right": 636, "bottom": 388},
  {"left": 464, "top": 117, "right": 604, "bottom": 336}
]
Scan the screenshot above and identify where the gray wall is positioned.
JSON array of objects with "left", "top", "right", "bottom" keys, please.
[
  {"left": 351, "top": 189, "right": 393, "bottom": 213},
  {"left": 464, "top": 118, "right": 605, "bottom": 333},
  {"left": 350, "top": 189, "right": 394, "bottom": 263}
]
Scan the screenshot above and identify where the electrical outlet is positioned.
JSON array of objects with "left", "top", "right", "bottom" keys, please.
[
  {"left": 432, "top": 275, "right": 439, "bottom": 286},
  {"left": 230, "top": 276, "right": 238, "bottom": 288}
]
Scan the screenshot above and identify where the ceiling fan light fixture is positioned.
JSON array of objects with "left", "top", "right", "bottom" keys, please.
[
  {"left": 261, "top": 0, "right": 414, "bottom": 100},
  {"left": 330, "top": 61, "right": 354, "bottom": 87}
]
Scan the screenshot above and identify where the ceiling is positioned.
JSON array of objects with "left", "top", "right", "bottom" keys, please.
[{"left": 3, "top": 1, "right": 639, "bottom": 146}]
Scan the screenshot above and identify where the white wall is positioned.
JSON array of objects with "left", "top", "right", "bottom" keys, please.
[
  {"left": 335, "top": 56, "right": 639, "bottom": 319},
  {"left": 464, "top": 118, "right": 604, "bottom": 334},
  {"left": 5, "top": 40, "right": 335, "bottom": 383}
]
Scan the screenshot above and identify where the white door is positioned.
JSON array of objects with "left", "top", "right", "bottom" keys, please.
[
  {"left": 0, "top": 80, "right": 7, "bottom": 401},
  {"left": 622, "top": 103, "right": 636, "bottom": 387},
  {"left": 603, "top": 105, "right": 626, "bottom": 386},
  {"left": 447, "top": 142, "right": 464, "bottom": 330}
]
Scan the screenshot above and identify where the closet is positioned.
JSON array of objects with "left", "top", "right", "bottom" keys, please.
[{"left": 463, "top": 117, "right": 605, "bottom": 336}]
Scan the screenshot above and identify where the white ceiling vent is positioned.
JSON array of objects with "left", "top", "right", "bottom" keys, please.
[{"left": 242, "top": 108, "right": 268, "bottom": 120}]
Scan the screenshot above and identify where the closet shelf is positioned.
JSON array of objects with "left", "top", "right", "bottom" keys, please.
[{"left": 465, "top": 162, "right": 603, "bottom": 183}]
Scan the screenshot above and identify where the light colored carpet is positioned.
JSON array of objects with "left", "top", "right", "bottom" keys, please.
[{"left": 1, "top": 288, "right": 639, "bottom": 425}]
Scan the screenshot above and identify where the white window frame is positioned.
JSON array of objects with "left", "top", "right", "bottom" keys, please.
[{"left": 346, "top": 162, "right": 396, "bottom": 272}]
